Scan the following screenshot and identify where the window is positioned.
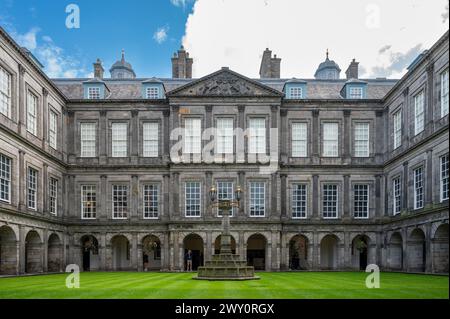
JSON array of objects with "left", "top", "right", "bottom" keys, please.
[
  {"left": 349, "top": 87, "right": 363, "bottom": 99},
  {"left": 393, "top": 110, "right": 402, "bottom": 149},
  {"left": 0, "top": 154, "right": 11, "bottom": 202},
  {"left": 143, "top": 184, "right": 159, "bottom": 219},
  {"left": 292, "top": 122, "right": 307, "bottom": 157},
  {"left": 185, "top": 182, "right": 201, "bottom": 217},
  {"left": 27, "top": 167, "right": 37, "bottom": 210},
  {"left": 289, "top": 87, "right": 303, "bottom": 99},
  {"left": 217, "top": 181, "right": 234, "bottom": 217},
  {"left": 112, "top": 123, "right": 128, "bottom": 157},
  {"left": 322, "top": 184, "right": 338, "bottom": 218},
  {"left": 0, "top": 66, "right": 11, "bottom": 118},
  {"left": 322, "top": 123, "right": 339, "bottom": 157},
  {"left": 414, "top": 91, "right": 424, "bottom": 135},
  {"left": 184, "top": 118, "right": 201, "bottom": 154},
  {"left": 441, "top": 154, "right": 449, "bottom": 202},
  {"left": 49, "top": 110, "right": 57, "bottom": 149},
  {"left": 143, "top": 122, "right": 159, "bottom": 157},
  {"left": 146, "top": 87, "right": 159, "bottom": 99},
  {"left": 216, "top": 118, "right": 234, "bottom": 154},
  {"left": 27, "top": 91, "right": 37, "bottom": 135},
  {"left": 112, "top": 185, "right": 128, "bottom": 219},
  {"left": 441, "top": 68, "right": 449, "bottom": 117},
  {"left": 354, "top": 123, "right": 369, "bottom": 157},
  {"left": 413, "top": 167, "right": 424, "bottom": 209},
  {"left": 80, "top": 123, "right": 96, "bottom": 157},
  {"left": 393, "top": 177, "right": 401, "bottom": 215},
  {"left": 49, "top": 178, "right": 57, "bottom": 216},
  {"left": 249, "top": 118, "right": 266, "bottom": 154},
  {"left": 88, "top": 87, "right": 100, "bottom": 99},
  {"left": 249, "top": 181, "right": 265, "bottom": 217},
  {"left": 81, "top": 185, "right": 96, "bottom": 219},
  {"left": 292, "top": 184, "right": 307, "bottom": 219},
  {"left": 353, "top": 184, "right": 369, "bottom": 219}
]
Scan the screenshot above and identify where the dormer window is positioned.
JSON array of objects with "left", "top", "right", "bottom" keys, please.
[
  {"left": 88, "top": 87, "right": 101, "bottom": 99},
  {"left": 146, "top": 87, "right": 159, "bottom": 99},
  {"left": 284, "top": 79, "right": 307, "bottom": 99},
  {"left": 349, "top": 87, "right": 363, "bottom": 99},
  {"left": 289, "top": 87, "right": 303, "bottom": 99},
  {"left": 341, "top": 80, "right": 367, "bottom": 99}
]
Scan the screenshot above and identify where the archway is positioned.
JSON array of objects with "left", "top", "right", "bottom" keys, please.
[
  {"left": 183, "top": 234, "right": 204, "bottom": 271},
  {"left": 320, "top": 234, "right": 338, "bottom": 270},
  {"left": 432, "top": 224, "right": 449, "bottom": 273},
  {"left": 80, "top": 235, "right": 99, "bottom": 271},
  {"left": 0, "top": 225, "right": 17, "bottom": 275},
  {"left": 246, "top": 234, "right": 267, "bottom": 270},
  {"left": 142, "top": 235, "right": 161, "bottom": 271},
  {"left": 351, "top": 235, "right": 370, "bottom": 270},
  {"left": 25, "top": 230, "right": 43, "bottom": 273},
  {"left": 388, "top": 232, "right": 403, "bottom": 270},
  {"left": 111, "top": 235, "right": 131, "bottom": 271},
  {"left": 47, "top": 233, "right": 62, "bottom": 272},
  {"left": 214, "top": 235, "right": 236, "bottom": 254},
  {"left": 407, "top": 228, "right": 426, "bottom": 272},
  {"left": 289, "top": 235, "right": 308, "bottom": 270}
]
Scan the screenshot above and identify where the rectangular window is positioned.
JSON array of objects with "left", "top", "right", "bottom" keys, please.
[
  {"left": 0, "top": 154, "right": 11, "bottom": 202},
  {"left": 112, "top": 123, "right": 128, "bottom": 157},
  {"left": 322, "top": 184, "right": 338, "bottom": 219},
  {"left": 81, "top": 185, "right": 96, "bottom": 219},
  {"left": 80, "top": 123, "right": 96, "bottom": 157},
  {"left": 349, "top": 87, "right": 363, "bottom": 99},
  {"left": 414, "top": 91, "right": 424, "bottom": 135},
  {"left": 143, "top": 184, "right": 159, "bottom": 219},
  {"left": 291, "top": 122, "right": 307, "bottom": 157},
  {"left": 112, "top": 185, "right": 128, "bottom": 219},
  {"left": 393, "top": 110, "right": 402, "bottom": 149},
  {"left": 184, "top": 118, "right": 201, "bottom": 154},
  {"left": 27, "top": 91, "right": 37, "bottom": 135},
  {"left": 217, "top": 181, "right": 234, "bottom": 217},
  {"left": 27, "top": 167, "right": 37, "bottom": 210},
  {"left": 216, "top": 118, "right": 234, "bottom": 154},
  {"left": 353, "top": 184, "right": 369, "bottom": 219},
  {"left": 354, "top": 123, "right": 369, "bottom": 157},
  {"left": 289, "top": 87, "right": 302, "bottom": 99},
  {"left": 49, "top": 110, "right": 57, "bottom": 150},
  {"left": 414, "top": 167, "right": 424, "bottom": 209},
  {"left": 249, "top": 118, "right": 266, "bottom": 154},
  {"left": 88, "top": 87, "right": 100, "bottom": 99},
  {"left": 322, "top": 123, "right": 339, "bottom": 157},
  {"left": 441, "top": 68, "right": 449, "bottom": 117},
  {"left": 49, "top": 178, "right": 57, "bottom": 216},
  {"left": 441, "top": 154, "right": 449, "bottom": 202},
  {"left": 249, "top": 181, "right": 265, "bottom": 217},
  {"left": 143, "top": 122, "right": 159, "bottom": 157},
  {"left": 0, "top": 66, "right": 11, "bottom": 118},
  {"left": 146, "top": 87, "right": 159, "bottom": 99},
  {"left": 393, "top": 177, "right": 401, "bottom": 215},
  {"left": 185, "top": 182, "right": 201, "bottom": 217},
  {"left": 292, "top": 184, "right": 307, "bottom": 219}
]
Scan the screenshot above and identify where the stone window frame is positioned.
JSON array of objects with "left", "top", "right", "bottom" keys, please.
[
  {"left": 439, "top": 67, "right": 449, "bottom": 118},
  {"left": 320, "top": 120, "right": 342, "bottom": 158},
  {"left": 140, "top": 180, "right": 162, "bottom": 220},
  {"left": 48, "top": 105, "right": 59, "bottom": 150},
  {"left": 246, "top": 115, "right": 270, "bottom": 156},
  {"left": 319, "top": 181, "right": 342, "bottom": 219},
  {"left": 141, "top": 120, "right": 161, "bottom": 158},
  {"left": 289, "top": 120, "right": 310, "bottom": 158},
  {"left": 351, "top": 119, "right": 373, "bottom": 158},
  {"left": 411, "top": 163, "right": 425, "bottom": 210},
  {"left": 411, "top": 87, "right": 426, "bottom": 136},
  {"left": 440, "top": 153, "right": 449, "bottom": 202},
  {"left": 110, "top": 182, "right": 130, "bottom": 220},
  {"left": 78, "top": 120, "right": 99, "bottom": 158},
  {"left": 181, "top": 115, "right": 204, "bottom": 156},
  {"left": 391, "top": 105, "right": 403, "bottom": 151},
  {"left": 183, "top": 179, "right": 202, "bottom": 218},
  {"left": 392, "top": 174, "right": 402, "bottom": 216},
  {"left": 247, "top": 178, "right": 268, "bottom": 218},
  {"left": 107, "top": 120, "right": 130, "bottom": 158},
  {"left": 214, "top": 178, "right": 236, "bottom": 217},
  {"left": 26, "top": 164, "right": 39, "bottom": 211},
  {"left": 0, "top": 59, "right": 17, "bottom": 120},
  {"left": 350, "top": 180, "right": 374, "bottom": 219},
  {"left": 214, "top": 116, "right": 235, "bottom": 156},
  {"left": 80, "top": 183, "right": 98, "bottom": 220},
  {"left": 48, "top": 176, "right": 58, "bottom": 216},
  {"left": 289, "top": 181, "right": 309, "bottom": 219},
  {"left": 0, "top": 152, "right": 12, "bottom": 204},
  {"left": 25, "top": 84, "right": 41, "bottom": 137}
]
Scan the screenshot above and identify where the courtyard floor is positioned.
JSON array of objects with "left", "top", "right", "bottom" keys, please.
[{"left": 0, "top": 271, "right": 447, "bottom": 299}]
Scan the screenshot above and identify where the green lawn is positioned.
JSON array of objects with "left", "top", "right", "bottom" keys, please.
[{"left": 0, "top": 272, "right": 447, "bottom": 299}]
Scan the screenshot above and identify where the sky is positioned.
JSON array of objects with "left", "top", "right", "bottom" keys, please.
[{"left": 0, "top": 0, "right": 448, "bottom": 79}]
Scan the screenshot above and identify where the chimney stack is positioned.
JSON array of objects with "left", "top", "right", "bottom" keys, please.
[
  {"left": 345, "top": 59, "right": 359, "bottom": 79},
  {"left": 172, "top": 45, "right": 193, "bottom": 79},
  {"left": 93, "top": 58, "right": 104, "bottom": 79},
  {"left": 259, "top": 48, "right": 281, "bottom": 78}
]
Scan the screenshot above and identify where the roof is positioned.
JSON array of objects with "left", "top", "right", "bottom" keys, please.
[{"left": 314, "top": 57, "right": 341, "bottom": 77}]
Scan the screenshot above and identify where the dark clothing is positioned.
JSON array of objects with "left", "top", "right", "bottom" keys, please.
[{"left": 185, "top": 252, "right": 193, "bottom": 261}]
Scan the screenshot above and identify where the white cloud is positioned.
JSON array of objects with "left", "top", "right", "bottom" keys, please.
[
  {"left": 15, "top": 27, "right": 40, "bottom": 50},
  {"left": 182, "top": 0, "right": 449, "bottom": 79},
  {"left": 153, "top": 26, "right": 169, "bottom": 44},
  {"left": 170, "top": 0, "right": 192, "bottom": 7}
]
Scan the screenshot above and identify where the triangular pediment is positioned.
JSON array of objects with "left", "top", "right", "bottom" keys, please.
[{"left": 167, "top": 68, "right": 283, "bottom": 97}]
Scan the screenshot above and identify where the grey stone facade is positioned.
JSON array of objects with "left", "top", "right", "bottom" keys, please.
[{"left": 0, "top": 26, "right": 448, "bottom": 275}]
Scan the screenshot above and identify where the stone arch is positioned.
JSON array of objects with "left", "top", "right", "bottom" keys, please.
[
  {"left": 47, "top": 233, "right": 62, "bottom": 272},
  {"left": 289, "top": 234, "right": 309, "bottom": 270},
  {"left": 183, "top": 233, "right": 204, "bottom": 271},
  {"left": 246, "top": 233, "right": 267, "bottom": 270},
  {"left": 388, "top": 232, "right": 403, "bottom": 270},
  {"left": 214, "top": 234, "right": 236, "bottom": 254},
  {"left": 351, "top": 234, "right": 370, "bottom": 270},
  {"left": 25, "top": 230, "right": 43, "bottom": 273},
  {"left": 431, "top": 223, "right": 448, "bottom": 273},
  {"left": 111, "top": 234, "right": 131, "bottom": 271},
  {"left": 142, "top": 234, "right": 162, "bottom": 271},
  {"left": 0, "top": 225, "right": 18, "bottom": 275},
  {"left": 407, "top": 228, "right": 426, "bottom": 272},
  {"left": 320, "top": 234, "right": 339, "bottom": 269},
  {"left": 80, "top": 235, "right": 99, "bottom": 271}
]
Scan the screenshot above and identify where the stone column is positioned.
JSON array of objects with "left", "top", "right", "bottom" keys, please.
[
  {"left": 425, "top": 223, "right": 432, "bottom": 272},
  {"left": 206, "top": 231, "right": 212, "bottom": 261},
  {"left": 280, "top": 232, "right": 288, "bottom": 270},
  {"left": 43, "top": 229, "right": 48, "bottom": 272},
  {"left": 402, "top": 161, "right": 409, "bottom": 212},
  {"left": 426, "top": 63, "right": 434, "bottom": 135},
  {"left": 375, "top": 111, "right": 384, "bottom": 163},
  {"left": 205, "top": 171, "right": 213, "bottom": 218},
  {"left": 171, "top": 172, "right": 180, "bottom": 218},
  {"left": 425, "top": 149, "right": 433, "bottom": 207},
  {"left": 67, "top": 111, "right": 76, "bottom": 162},
  {"left": 271, "top": 172, "right": 278, "bottom": 218},
  {"left": 312, "top": 232, "right": 319, "bottom": 269},
  {"left": 131, "top": 110, "right": 139, "bottom": 164},
  {"left": 67, "top": 175, "right": 75, "bottom": 218},
  {"left": 19, "top": 225, "right": 26, "bottom": 274},
  {"left": 237, "top": 171, "right": 245, "bottom": 218},
  {"left": 280, "top": 174, "right": 287, "bottom": 218},
  {"left": 343, "top": 109, "right": 351, "bottom": 163},
  {"left": 344, "top": 232, "right": 351, "bottom": 268},
  {"left": 18, "top": 150, "right": 26, "bottom": 211},
  {"left": 43, "top": 164, "right": 48, "bottom": 214},
  {"left": 162, "top": 174, "right": 170, "bottom": 221},
  {"left": 137, "top": 236, "right": 143, "bottom": 272},
  {"left": 163, "top": 110, "right": 170, "bottom": 162},
  {"left": 41, "top": 88, "right": 49, "bottom": 149},
  {"left": 271, "top": 231, "right": 280, "bottom": 270},
  {"left": 239, "top": 231, "right": 246, "bottom": 261},
  {"left": 384, "top": 173, "right": 389, "bottom": 216},
  {"left": 343, "top": 175, "right": 350, "bottom": 219},
  {"left": 100, "top": 175, "right": 108, "bottom": 220},
  {"left": 163, "top": 232, "right": 170, "bottom": 271},
  {"left": 18, "top": 64, "right": 26, "bottom": 135},
  {"left": 280, "top": 109, "right": 288, "bottom": 163},
  {"left": 402, "top": 228, "right": 408, "bottom": 271},
  {"left": 99, "top": 110, "right": 107, "bottom": 164},
  {"left": 312, "top": 175, "right": 319, "bottom": 219},
  {"left": 237, "top": 105, "right": 245, "bottom": 164},
  {"left": 402, "top": 88, "right": 410, "bottom": 148},
  {"left": 131, "top": 233, "right": 138, "bottom": 271},
  {"left": 171, "top": 106, "right": 180, "bottom": 151},
  {"left": 131, "top": 175, "right": 139, "bottom": 221},
  {"left": 375, "top": 174, "right": 382, "bottom": 218},
  {"left": 312, "top": 110, "right": 319, "bottom": 164}
]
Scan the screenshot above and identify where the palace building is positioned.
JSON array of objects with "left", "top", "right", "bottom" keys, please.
[{"left": 0, "top": 26, "right": 448, "bottom": 274}]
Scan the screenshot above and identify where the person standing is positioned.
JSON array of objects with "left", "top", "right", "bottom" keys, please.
[{"left": 185, "top": 250, "right": 193, "bottom": 271}]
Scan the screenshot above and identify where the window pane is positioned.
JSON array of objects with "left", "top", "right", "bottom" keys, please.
[
  {"left": 49, "top": 111, "right": 57, "bottom": 149},
  {"left": 441, "top": 69, "right": 449, "bottom": 118},
  {"left": 292, "top": 184, "right": 307, "bottom": 218},
  {"left": 217, "top": 181, "right": 234, "bottom": 216},
  {"left": 185, "top": 182, "right": 201, "bottom": 217},
  {"left": 0, "top": 66, "right": 11, "bottom": 118},
  {"left": 88, "top": 87, "right": 100, "bottom": 99},
  {"left": 393, "top": 110, "right": 402, "bottom": 149},
  {"left": 81, "top": 123, "right": 97, "bottom": 157},
  {"left": 112, "top": 123, "right": 128, "bottom": 157},
  {"left": 354, "top": 123, "right": 369, "bottom": 157},
  {"left": 249, "top": 118, "right": 266, "bottom": 154},
  {"left": 184, "top": 118, "right": 201, "bottom": 154},
  {"left": 81, "top": 185, "right": 97, "bottom": 219},
  {"left": 393, "top": 177, "right": 401, "bottom": 215},
  {"left": 289, "top": 87, "right": 302, "bottom": 99},
  {"left": 0, "top": 154, "right": 11, "bottom": 202},
  {"left": 143, "top": 122, "right": 159, "bottom": 157},
  {"left": 353, "top": 184, "right": 369, "bottom": 218},
  {"left": 441, "top": 154, "right": 449, "bottom": 201},
  {"left": 49, "top": 178, "right": 58, "bottom": 215},
  {"left": 27, "top": 91, "right": 37, "bottom": 135},
  {"left": 322, "top": 184, "right": 338, "bottom": 218},
  {"left": 146, "top": 87, "right": 159, "bottom": 99},
  {"left": 216, "top": 118, "right": 234, "bottom": 154},
  {"left": 112, "top": 185, "right": 128, "bottom": 219},
  {"left": 414, "top": 167, "right": 424, "bottom": 209},
  {"left": 292, "top": 122, "right": 307, "bottom": 157},
  {"left": 250, "top": 181, "right": 265, "bottom": 216},
  {"left": 323, "top": 123, "right": 338, "bottom": 157},
  {"left": 414, "top": 91, "right": 424, "bottom": 135},
  {"left": 27, "top": 168, "right": 37, "bottom": 210},
  {"left": 143, "top": 184, "right": 159, "bottom": 218}
]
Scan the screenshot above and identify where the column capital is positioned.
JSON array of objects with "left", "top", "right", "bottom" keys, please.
[
  {"left": 343, "top": 109, "right": 351, "bottom": 117},
  {"left": 402, "top": 87, "right": 409, "bottom": 97},
  {"left": 237, "top": 104, "right": 245, "bottom": 112},
  {"left": 42, "top": 88, "right": 49, "bottom": 97},
  {"left": 280, "top": 109, "right": 288, "bottom": 117},
  {"left": 375, "top": 110, "right": 384, "bottom": 117},
  {"left": 205, "top": 104, "right": 213, "bottom": 112},
  {"left": 162, "top": 109, "right": 170, "bottom": 117},
  {"left": 18, "top": 64, "right": 26, "bottom": 75},
  {"left": 312, "top": 109, "right": 319, "bottom": 117},
  {"left": 270, "top": 104, "right": 279, "bottom": 112}
]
